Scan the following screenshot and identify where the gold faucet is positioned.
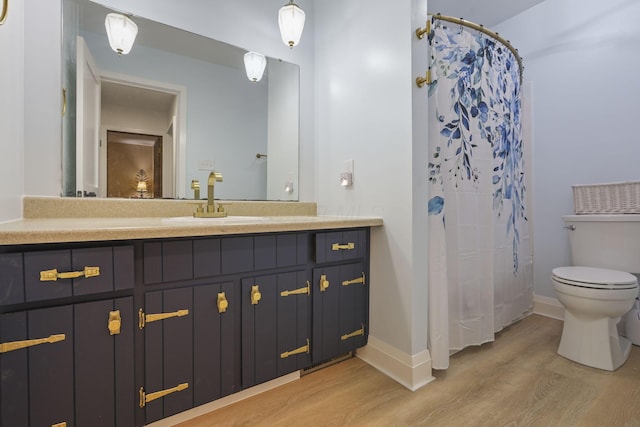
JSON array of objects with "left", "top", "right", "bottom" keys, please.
[
  {"left": 191, "top": 180, "right": 200, "bottom": 200},
  {"left": 193, "top": 171, "right": 227, "bottom": 218}
]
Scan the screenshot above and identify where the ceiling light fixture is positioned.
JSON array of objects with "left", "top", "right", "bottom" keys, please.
[
  {"left": 244, "top": 51, "right": 267, "bottom": 82},
  {"left": 105, "top": 13, "right": 138, "bottom": 55},
  {"left": 278, "top": 0, "right": 305, "bottom": 48}
]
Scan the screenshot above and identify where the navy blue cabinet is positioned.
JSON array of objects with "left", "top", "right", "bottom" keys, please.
[
  {"left": 312, "top": 229, "right": 369, "bottom": 364},
  {"left": 0, "top": 227, "right": 370, "bottom": 426}
]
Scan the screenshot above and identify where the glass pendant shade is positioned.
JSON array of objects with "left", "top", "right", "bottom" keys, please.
[
  {"left": 244, "top": 51, "right": 267, "bottom": 82},
  {"left": 278, "top": 1, "right": 305, "bottom": 48},
  {"left": 105, "top": 13, "right": 138, "bottom": 55}
]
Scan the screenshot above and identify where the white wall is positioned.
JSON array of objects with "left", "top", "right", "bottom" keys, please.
[
  {"left": 0, "top": 0, "right": 25, "bottom": 221},
  {"left": 24, "top": 0, "right": 62, "bottom": 197},
  {"left": 495, "top": 0, "right": 640, "bottom": 298},
  {"left": 314, "top": 0, "right": 431, "bottom": 387}
]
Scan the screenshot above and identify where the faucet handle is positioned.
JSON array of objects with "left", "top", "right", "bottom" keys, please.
[
  {"left": 188, "top": 202, "right": 205, "bottom": 217},
  {"left": 216, "top": 201, "right": 227, "bottom": 214},
  {"left": 191, "top": 180, "right": 201, "bottom": 200}
]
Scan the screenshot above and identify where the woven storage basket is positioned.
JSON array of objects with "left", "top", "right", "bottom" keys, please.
[{"left": 572, "top": 181, "right": 640, "bottom": 214}]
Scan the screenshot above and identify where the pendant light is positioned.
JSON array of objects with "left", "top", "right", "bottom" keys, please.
[
  {"left": 244, "top": 51, "right": 267, "bottom": 82},
  {"left": 278, "top": 0, "right": 305, "bottom": 48},
  {"left": 105, "top": 13, "right": 138, "bottom": 55}
]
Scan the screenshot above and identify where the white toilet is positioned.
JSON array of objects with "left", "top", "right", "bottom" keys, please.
[{"left": 552, "top": 214, "right": 640, "bottom": 371}]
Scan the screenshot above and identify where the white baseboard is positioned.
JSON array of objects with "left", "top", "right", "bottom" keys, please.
[
  {"left": 356, "top": 336, "right": 435, "bottom": 391},
  {"left": 146, "top": 372, "right": 300, "bottom": 427},
  {"left": 533, "top": 294, "right": 564, "bottom": 320}
]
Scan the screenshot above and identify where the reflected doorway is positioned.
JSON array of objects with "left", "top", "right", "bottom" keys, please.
[{"left": 106, "top": 131, "right": 163, "bottom": 198}]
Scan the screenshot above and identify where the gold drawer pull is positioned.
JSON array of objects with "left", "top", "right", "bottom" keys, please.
[
  {"left": 138, "top": 308, "right": 189, "bottom": 329},
  {"left": 342, "top": 273, "right": 366, "bottom": 286},
  {"left": 40, "top": 266, "right": 100, "bottom": 282},
  {"left": 139, "top": 383, "right": 189, "bottom": 408},
  {"left": 319, "top": 274, "right": 329, "bottom": 292},
  {"left": 52, "top": 423, "right": 67, "bottom": 427},
  {"left": 251, "top": 285, "right": 262, "bottom": 305},
  {"left": 280, "top": 281, "right": 310, "bottom": 297},
  {"left": 217, "top": 292, "right": 228, "bottom": 313},
  {"left": 331, "top": 242, "right": 355, "bottom": 251},
  {"left": 341, "top": 324, "right": 365, "bottom": 341},
  {"left": 0, "top": 334, "right": 66, "bottom": 354},
  {"left": 108, "top": 310, "right": 121, "bottom": 335},
  {"left": 280, "top": 339, "right": 310, "bottom": 359}
]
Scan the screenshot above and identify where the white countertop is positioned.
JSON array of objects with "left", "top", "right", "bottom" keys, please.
[{"left": 0, "top": 215, "right": 384, "bottom": 245}]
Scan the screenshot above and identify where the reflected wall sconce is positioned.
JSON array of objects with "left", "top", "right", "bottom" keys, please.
[
  {"left": 244, "top": 51, "right": 267, "bottom": 82},
  {"left": 0, "top": 0, "right": 8, "bottom": 25},
  {"left": 278, "top": 0, "right": 305, "bottom": 48},
  {"left": 105, "top": 13, "right": 138, "bottom": 55}
]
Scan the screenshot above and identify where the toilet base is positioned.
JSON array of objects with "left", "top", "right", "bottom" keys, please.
[{"left": 558, "top": 311, "right": 632, "bottom": 371}]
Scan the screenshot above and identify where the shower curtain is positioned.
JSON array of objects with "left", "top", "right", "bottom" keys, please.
[{"left": 427, "top": 19, "right": 533, "bottom": 369}]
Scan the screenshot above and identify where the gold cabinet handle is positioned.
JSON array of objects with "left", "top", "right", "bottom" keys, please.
[
  {"left": 217, "top": 292, "right": 228, "bottom": 313},
  {"left": 0, "top": 334, "right": 66, "bottom": 354},
  {"left": 319, "top": 274, "right": 330, "bottom": 292},
  {"left": 342, "top": 272, "right": 366, "bottom": 286},
  {"left": 280, "top": 339, "right": 310, "bottom": 359},
  {"left": 108, "top": 310, "right": 121, "bottom": 335},
  {"left": 138, "top": 308, "right": 189, "bottom": 329},
  {"left": 331, "top": 242, "right": 355, "bottom": 251},
  {"left": 341, "top": 324, "right": 365, "bottom": 341},
  {"left": 280, "top": 280, "right": 310, "bottom": 297},
  {"left": 52, "top": 423, "right": 67, "bottom": 427},
  {"left": 139, "top": 383, "right": 189, "bottom": 408},
  {"left": 251, "top": 285, "right": 262, "bottom": 305},
  {"left": 40, "top": 266, "right": 100, "bottom": 282}
]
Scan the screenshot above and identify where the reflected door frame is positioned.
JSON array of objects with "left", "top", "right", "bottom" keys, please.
[{"left": 97, "top": 71, "right": 187, "bottom": 198}]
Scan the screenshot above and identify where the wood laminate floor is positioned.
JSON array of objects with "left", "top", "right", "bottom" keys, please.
[{"left": 177, "top": 315, "right": 640, "bottom": 427}]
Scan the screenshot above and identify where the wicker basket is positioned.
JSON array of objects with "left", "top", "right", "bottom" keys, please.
[{"left": 572, "top": 181, "right": 640, "bottom": 214}]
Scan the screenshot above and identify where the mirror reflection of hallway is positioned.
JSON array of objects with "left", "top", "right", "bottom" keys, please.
[{"left": 106, "top": 131, "right": 162, "bottom": 198}]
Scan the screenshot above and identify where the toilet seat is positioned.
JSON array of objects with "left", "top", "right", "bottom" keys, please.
[{"left": 552, "top": 266, "right": 638, "bottom": 290}]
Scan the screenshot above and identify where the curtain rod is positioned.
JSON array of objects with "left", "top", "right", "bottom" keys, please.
[{"left": 416, "top": 13, "right": 524, "bottom": 85}]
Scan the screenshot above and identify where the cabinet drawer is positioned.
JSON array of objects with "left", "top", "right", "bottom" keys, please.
[
  {"left": 315, "top": 229, "right": 367, "bottom": 264},
  {"left": 0, "top": 245, "right": 134, "bottom": 305}
]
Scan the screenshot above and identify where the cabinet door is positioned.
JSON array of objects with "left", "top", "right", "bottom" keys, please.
[
  {"left": 143, "top": 284, "right": 241, "bottom": 423},
  {"left": 242, "top": 271, "right": 311, "bottom": 389},
  {"left": 0, "top": 305, "right": 74, "bottom": 426},
  {"left": 75, "top": 297, "right": 135, "bottom": 427},
  {"left": 1, "top": 299, "right": 134, "bottom": 427},
  {"left": 144, "top": 288, "right": 194, "bottom": 424},
  {"left": 312, "top": 262, "right": 368, "bottom": 364},
  {"left": 193, "top": 282, "right": 240, "bottom": 406}
]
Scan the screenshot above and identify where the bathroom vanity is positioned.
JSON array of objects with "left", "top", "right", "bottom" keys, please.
[{"left": 0, "top": 203, "right": 382, "bottom": 426}]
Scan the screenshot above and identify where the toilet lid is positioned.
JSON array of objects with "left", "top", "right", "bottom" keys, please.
[{"left": 552, "top": 266, "right": 639, "bottom": 290}]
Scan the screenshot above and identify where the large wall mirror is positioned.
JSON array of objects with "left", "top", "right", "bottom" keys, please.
[{"left": 62, "top": 0, "right": 300, "bottom": 201}]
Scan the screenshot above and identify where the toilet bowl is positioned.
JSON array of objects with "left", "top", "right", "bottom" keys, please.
[
  {"left": 552, "top": 214, "right": 640, "bottom": 371},
  {"left": 552, "top": 266, "right": 638, "bottom": 371}
]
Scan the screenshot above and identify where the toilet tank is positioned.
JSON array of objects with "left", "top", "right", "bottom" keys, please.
[{"left": 564, "top": 214, "right": 640, "bottom": 273}]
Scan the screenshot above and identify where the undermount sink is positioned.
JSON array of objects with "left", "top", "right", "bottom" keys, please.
[{"left": 161, "top": 216, "right": 268, "bottom": 224}]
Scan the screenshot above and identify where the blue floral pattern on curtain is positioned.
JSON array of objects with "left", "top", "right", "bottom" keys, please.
[{"left": 427, "top": 20, "right": 526, "bottom": 274}]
